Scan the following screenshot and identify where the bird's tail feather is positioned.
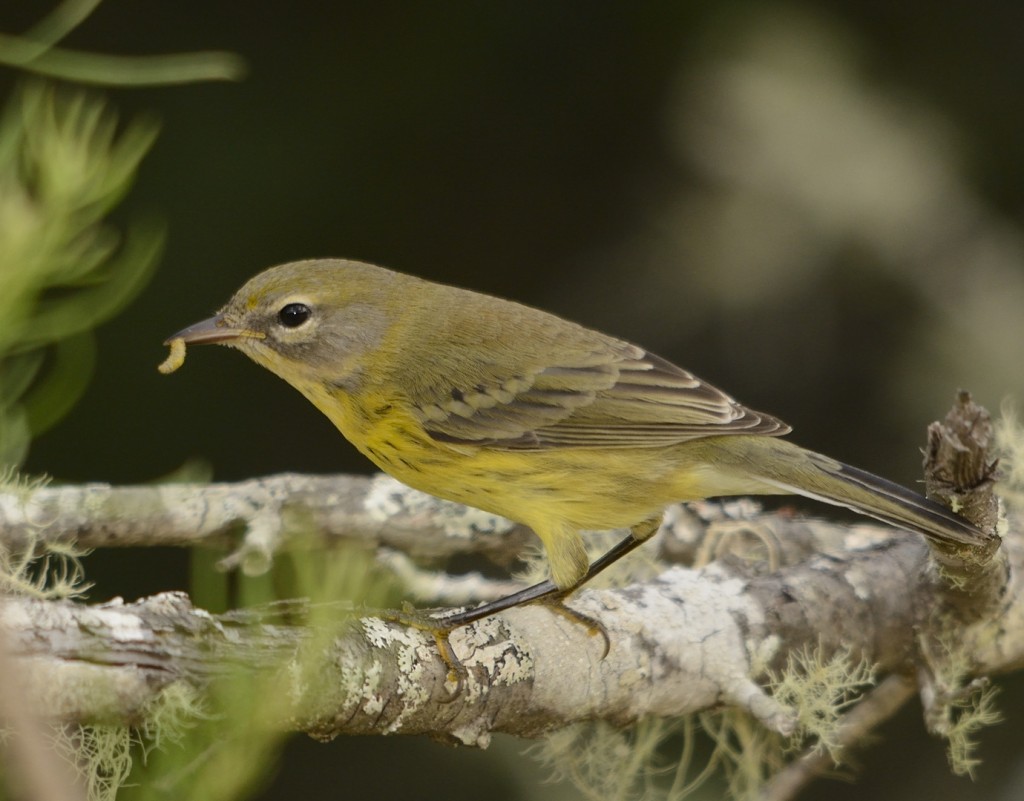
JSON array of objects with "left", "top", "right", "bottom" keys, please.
[{"left": 723, "top": 438, "right": 988, "bottom": 549}]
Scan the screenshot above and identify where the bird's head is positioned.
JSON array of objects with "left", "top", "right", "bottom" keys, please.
[{"left": 166, "top": 259, "right": 399, "bottom": 391}]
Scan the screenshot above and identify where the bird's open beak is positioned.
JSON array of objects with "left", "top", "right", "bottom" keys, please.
[{"left": 164, "top": 314, "right": 252, "bottom": 346}]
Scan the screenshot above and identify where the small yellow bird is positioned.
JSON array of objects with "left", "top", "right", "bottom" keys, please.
[{"left": 165, "top": 259, "right": 991, "bottom": 627}]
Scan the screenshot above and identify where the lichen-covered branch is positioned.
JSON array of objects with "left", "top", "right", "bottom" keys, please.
[
  {"left": 922, "top": 392, "right": 1006, "bottom": 614},
  {"left": 0, "top": 473, "right": 533, "bottom": 573},
  {"left": 2, "top": 509, "right": 1021, "bottom": 748}
]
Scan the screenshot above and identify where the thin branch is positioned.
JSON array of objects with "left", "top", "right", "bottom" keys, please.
[
  {"left": 757, "top": 675, "right": 918, "bottom": 801},
  {"left": 922, "top": 391, "right": 1005, "bottom": 611},
  {"left": 0, "top": 474, "right": 534, "bottom": 571}
]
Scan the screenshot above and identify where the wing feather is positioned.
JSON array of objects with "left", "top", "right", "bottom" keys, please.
[{"left": 412, "top": 337, "right": 790, "bottom": 450}]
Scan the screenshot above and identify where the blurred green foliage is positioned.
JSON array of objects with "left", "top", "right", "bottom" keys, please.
[
  {"left": 0, "top": 81, "right": 163, "bottom": 467},
  {"left": 117, "top": 542, "right": 401, "bottom": 801}
]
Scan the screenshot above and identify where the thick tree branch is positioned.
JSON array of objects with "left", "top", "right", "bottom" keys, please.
[{"left": 2, "top": 508, "right": 1021, "bottom": 747}]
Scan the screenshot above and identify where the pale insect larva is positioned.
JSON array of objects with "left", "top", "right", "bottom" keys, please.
[{"left": 158, "top": 337, "right": 187, "bottom": 374}]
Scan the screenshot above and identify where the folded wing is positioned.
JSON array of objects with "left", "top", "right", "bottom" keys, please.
[{"left": 411, "top": 339, "right": 790, "bottom": 450}]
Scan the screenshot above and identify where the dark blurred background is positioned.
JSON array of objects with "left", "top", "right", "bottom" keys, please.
[{"left": 4, "top": 1, "right": 1024, "bottom": 799}]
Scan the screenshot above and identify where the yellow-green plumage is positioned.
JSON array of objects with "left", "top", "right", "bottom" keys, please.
[{"left": 167, "top": 259, "right": 990, "bottom": 591}]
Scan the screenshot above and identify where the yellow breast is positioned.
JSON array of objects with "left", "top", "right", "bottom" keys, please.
[{"left": 294, "top": 379, "right": 755, "bottom": 537}]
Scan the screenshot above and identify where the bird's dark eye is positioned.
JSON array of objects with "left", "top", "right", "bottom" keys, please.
[{"left": 278, "top": 303, "right": 311, "bottom": 328}]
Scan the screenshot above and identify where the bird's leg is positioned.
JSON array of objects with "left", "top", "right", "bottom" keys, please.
[
  {"left": 435, "top": 515, "right": 661, "bottom": 628},
  {"left": 531, "top": 515, "right": 662, "bottom": 656},
  {"left": 384, "top": 516, "right": 663, "bottom": 685}
]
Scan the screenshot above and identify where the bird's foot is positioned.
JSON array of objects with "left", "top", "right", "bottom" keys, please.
[
  {"left": 538, "top": 593, "right": 611, "bottom": 658},
  {"left": 381, "top": 604, "right": 468, "bottom": 696},
  {"left": 382, "top": 586, "right": 613, "bottom": 699}
]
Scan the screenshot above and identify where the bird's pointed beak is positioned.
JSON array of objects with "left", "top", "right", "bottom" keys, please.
[{"left": 164, "top": 313, "right": 252, "bottom": 346}]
